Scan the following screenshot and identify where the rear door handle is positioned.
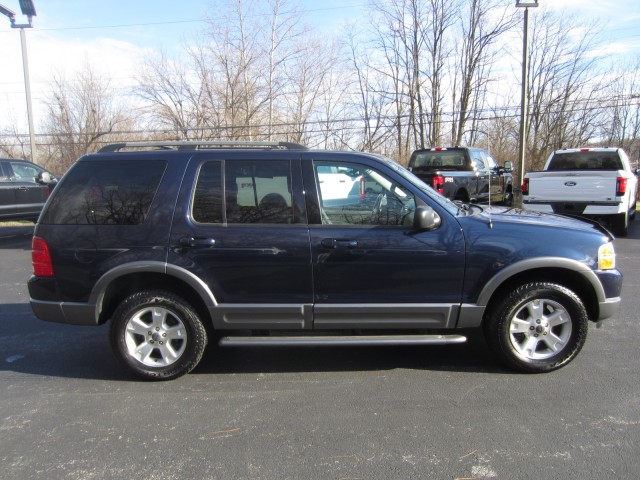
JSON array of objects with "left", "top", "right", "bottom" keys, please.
[
  {"left": 179, "top": 236, "right": 216, "bottom": 247},
  {"left": 321, "top": 238, "right": 358, "bottom": 249}
]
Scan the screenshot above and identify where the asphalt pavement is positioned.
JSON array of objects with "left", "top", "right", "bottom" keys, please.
[{"left": 1, "top": 220, "right": 639, "bottom": 479}]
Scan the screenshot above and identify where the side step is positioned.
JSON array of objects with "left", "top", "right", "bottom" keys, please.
[{"left": 218, "top": 334, "right": 467, "bottom": 347}]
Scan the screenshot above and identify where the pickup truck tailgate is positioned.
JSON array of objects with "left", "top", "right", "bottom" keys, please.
[{"left": 528, "top": 171, "right": 618, "bottom": 201}]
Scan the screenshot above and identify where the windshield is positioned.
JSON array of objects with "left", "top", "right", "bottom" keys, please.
[{"left": 382, "top": 158, "right": 460, "bottom": 215}]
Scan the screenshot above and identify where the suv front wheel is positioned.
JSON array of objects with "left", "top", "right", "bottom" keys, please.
[
  {"left": 484, "top": 282, "right": 588, "bottom": 373},
  {"left": 110, "top": 290, "right": 208, "bottom": 380}
]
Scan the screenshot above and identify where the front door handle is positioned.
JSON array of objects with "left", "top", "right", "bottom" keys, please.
[
  {"left": 321, "top": 238, "right": 358, "bottom": 249},
  {"left": 179, "top": 236, "right": 216, "bottom": 247}
]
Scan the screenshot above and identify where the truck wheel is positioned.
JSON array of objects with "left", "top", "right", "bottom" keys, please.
[
  {"left": 611, "top": 212, "right": 628, "bottom": 237},
  {"left": 110, "top": 290, "right": 208, "bottom": 380},
  {"left": 484, "top": 282, "right": 588, "bottom": 373},
  {"left": 503, "top": 189, "right": 514, "bottom": 207},
  {"left": 454, "top": 191, "right": 470, "bottom": 203}
]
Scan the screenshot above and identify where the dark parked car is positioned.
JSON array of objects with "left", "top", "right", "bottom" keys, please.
[
  {"left": 28, "top": 141, "right": 622, "bottom": 380},
  {"left": 0, "top": 158, "right": 57, "bottom": 221},
  {"left": 408, "top": 146, "right": 513, "bottom": 205}
]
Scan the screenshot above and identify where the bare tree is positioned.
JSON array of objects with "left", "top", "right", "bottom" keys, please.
[
  {"left": 524, "top": 10, "right": 602, "bottom": 170},
  {"left": 279, "top": 36, "right": 341, "bottom": 145},
  {"left": 137, "top": 51, "right": 215, "bottom": 140},
  {"left": 346, "top": 26, "right": 397, "bottom": 154},
  {"left": 451, "top": 0, "right": 516, "bottom": 145},
  {"left": 0, "top": 109, "right": 32, "bottom": 161},
  {"left": 264, "top": 0, "right": 307, "bottom": 140},
  {"left": 363, "top": 0, "right": 453, "bottom": 158},
  {"left": 600, "top": 57, "right": 640, "bottom": 161},
  {"left": 421, "top": 0, "right": 458, "bottom": 147},
  {"left": 40, "top": 63, "right": 131, "bottom": 173}
]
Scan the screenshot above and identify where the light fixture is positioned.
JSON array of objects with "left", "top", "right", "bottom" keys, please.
[{"left": 19, "top": 0, "right": 36, "bottom": 17}]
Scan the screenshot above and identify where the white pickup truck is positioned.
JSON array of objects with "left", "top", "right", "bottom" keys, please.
[{"left": 522, "top": 147, "right": 638, "bottom": 236}]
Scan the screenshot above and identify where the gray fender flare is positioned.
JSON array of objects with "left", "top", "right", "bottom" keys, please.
[
  {"left": 90, "top": 261, "right": 218, "bottom": 320},
  {"left": 457, "top": 257, "right": 605, "bottom": 329}
]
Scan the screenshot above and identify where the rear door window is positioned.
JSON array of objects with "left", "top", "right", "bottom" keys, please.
[
  {"left": 225, "top": 160, "right": 294, "bottom": 224},
  {"left": 192, "top": 159, "right": 299, "bottom": 225}
]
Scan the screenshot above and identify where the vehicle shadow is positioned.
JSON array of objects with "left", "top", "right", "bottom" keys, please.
[
  {"left": 0, "top": 303, "right": 509, "bottom": 380},
  {"left": 0, "top": 303, "right": 129, "bottom": 381},
  {"left": 194, "top": 331, "right": 508, "bottom": 376}
]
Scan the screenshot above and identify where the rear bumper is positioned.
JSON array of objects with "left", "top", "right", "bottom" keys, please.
[
  {"left": 523, "top": 201, "right": 626, "bottom": 216},
  {"left": 28, "top": 276, "right": 98, "bottom": 326},
  {"left": 30, "top": 299, "right": 98, "bottom": 326}
]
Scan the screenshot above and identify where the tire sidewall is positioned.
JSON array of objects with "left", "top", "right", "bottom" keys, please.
[
  {"left": 110, "top": 291, "right": 207, "bottom": 380},
  {"left": 489, "top": 283, "right": 588, "bottom": 373}
]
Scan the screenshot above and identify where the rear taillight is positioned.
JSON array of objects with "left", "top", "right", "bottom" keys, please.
[
  {"left": 432, "top": 175, "right": 445, "bottom": 194},
  {"left": 616, "top": 177, "right": 627, "bottom": 196},
  {"left": 522, "top": 178, "right": 529, "bottom": 195},
  {"left": 32, "top": 236, "right": 54, "bottom": 277}
]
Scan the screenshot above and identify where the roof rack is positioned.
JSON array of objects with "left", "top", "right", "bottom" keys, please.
[{"left": 98, "top": 140, "right": 309, "bottom": 153}]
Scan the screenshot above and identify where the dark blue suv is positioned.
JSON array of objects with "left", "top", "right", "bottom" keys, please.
[{"left": 28, "top": 141, "right": 623, "bottom": 379}]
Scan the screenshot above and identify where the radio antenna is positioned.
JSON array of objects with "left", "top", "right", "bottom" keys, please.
[{"left": 487, "top": 164, "right": 493, "bottom": 229}]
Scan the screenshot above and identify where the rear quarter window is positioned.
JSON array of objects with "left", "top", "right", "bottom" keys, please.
[{"left": 41, "top": 160, "right": 167, "bottom": 225}]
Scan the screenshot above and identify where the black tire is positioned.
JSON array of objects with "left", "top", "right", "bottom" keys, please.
[
  {"left": 611, "top": 212, "right": 628, "bottom": 237},
  {"left": 454, "top": 190, "right": 470, "bottom": 203},
  {"left": 109, "top": 290, "right": 208, "bottom": 380},
  {"left": 484, "top": 282, "right": 588, "bottom": 373},
  {"left": 502, "top": 188, "right": 514, "bottom": 207}
]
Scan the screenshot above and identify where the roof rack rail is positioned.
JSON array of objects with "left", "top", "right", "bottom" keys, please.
[{"left": 98, "top": 140, "right": 309, "bottom": 153}]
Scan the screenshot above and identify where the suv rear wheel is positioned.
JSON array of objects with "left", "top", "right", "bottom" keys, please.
[
  {"left": 484, "top": 282, "right": 588, "bottom": 373},
  {"left": 109, "top": 290, "right": 208, "bottom": 380}
]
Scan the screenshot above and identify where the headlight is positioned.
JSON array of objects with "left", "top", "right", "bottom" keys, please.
[{"left": 598, "top": 242, "right": 616, "bottom": 270}]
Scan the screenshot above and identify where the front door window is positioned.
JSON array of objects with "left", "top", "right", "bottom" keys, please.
[{"left": 315, "top": 162, "right": 416, "bottom": 227}]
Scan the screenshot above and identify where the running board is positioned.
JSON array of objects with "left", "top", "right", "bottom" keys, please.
[{"left": 218, "top": 334, "right": 467, "bottom": 347}]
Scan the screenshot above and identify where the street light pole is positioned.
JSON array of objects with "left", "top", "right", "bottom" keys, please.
[
  {"left": 18, "top": 26, "right": 36, "bottom": 161},
  {"left": 0, "top": 1, "right": 37, "bottom": 162},
  {"left": 515, "top": 0, "right": 538, "bottom": 193}
]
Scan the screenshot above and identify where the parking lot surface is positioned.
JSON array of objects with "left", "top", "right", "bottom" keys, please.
[{"left": 1, "top": 220, "right": 639, "bottom": 479}]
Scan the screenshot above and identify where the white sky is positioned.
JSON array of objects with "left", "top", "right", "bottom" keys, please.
[{"left": 0, "top": 0, "right": 638, "bottom": 133}]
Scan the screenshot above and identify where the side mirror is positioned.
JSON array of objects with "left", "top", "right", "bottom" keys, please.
[
  {"left": 37, "top": 171, "right": 57, "bottom": 186},
  {"left": 503, "top": 161, "right": 514, "bottom": 172},
  {"left": 413, "top": 205, "right": 441, "bottom": 231}
]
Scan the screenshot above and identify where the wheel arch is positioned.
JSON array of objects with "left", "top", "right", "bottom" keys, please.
[
  {"left": 477, "top": 259, "right": 603, "bottom": 323},
  {"left": 454, "top": 187, "right": 470, "bottom": 202},
  {"left": 91, "top": 262, "right": 217, "bottom": 328}
]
